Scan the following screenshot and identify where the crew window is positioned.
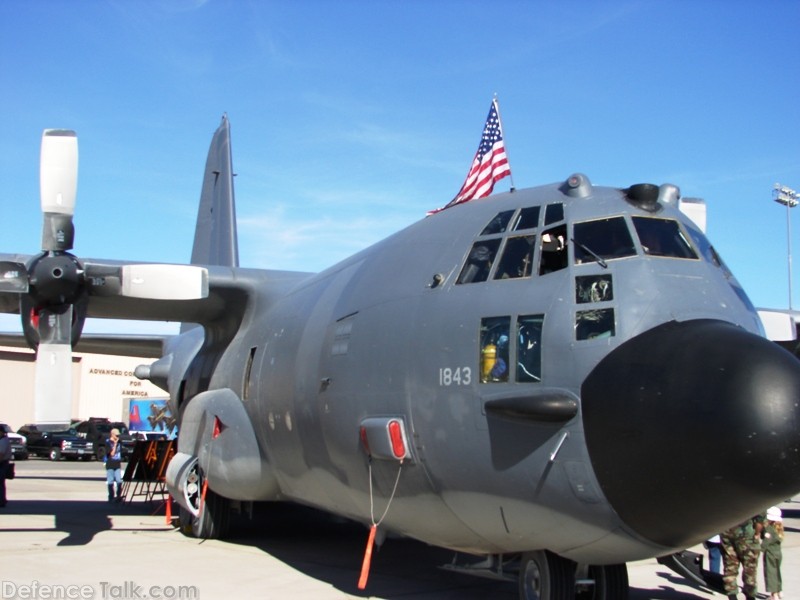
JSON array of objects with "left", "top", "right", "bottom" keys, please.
[
  {"left": 517, "top": 315, "right": 544, "bottom": 382},
  {"left": 575, "top": 308, "right": 615, "bottom": 340},
  {"left": 708, "top": 246, "right": 735, "bottom": 279},
  {"left": 457, "top": 239, "right": 502, "bottom": 284},
  {"left": 539, "top": 224, "right": 568, "bottom": 275},
  {"left": 494, "top": 235, "right": 536, "bottom": 280},
  {"left": 544, "top": 203, "right": 564, "bottom": 225},
  {"left": 575, "top": 275, "right": 613, "bottom": 304},
  {"left": 480, "top": 317, "right": 510, "bottom": 383},
  {"left": 512, "top": 206, "right": 541, "bottom": 231},
  {"left": 480, "top": 210, "right": 516, "bottom": 236},
  {"left": 573, "top": 217, "right": 636, "bottom": 265},
  {"left": 632, "top": 217, "right": 698, "bottom": 259}
]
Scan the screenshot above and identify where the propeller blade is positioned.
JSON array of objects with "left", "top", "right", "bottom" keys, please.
[
  {"left": 40, "top": 130, "right": 78, "bottom": 215},
  {"left": 33, "top": 306, "right": 74, "bottom": 423},
  {"left": 36, "top": 305, "right": 74, "bottom": 345},
  {"left": 40, "top": 130, "right": 78, "bottom": 252},
  {"left": 84, "top": 263, "right": 209, "bottom": 299},
  {"left": 34, "top": 342, "right": 73, "bottom": 424},
  {"left": 120, "top": 264, "right": 208, "bottom": 300},
  {"left": 83, "top": 262, "right": 122, "bottom": 297},
  {"left": 0, "top": 261, "right": 29, "bottom": 293}
]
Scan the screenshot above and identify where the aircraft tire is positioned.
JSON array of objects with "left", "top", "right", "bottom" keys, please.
[
  {"left": 518, "top": 550, "right": 575, "bottom": 600},
  {"left": 179, "top": 488, "right": 230, "bottom": 540},
  {"left": 576, "top": 564, "right": 628, "bottom": 600}
]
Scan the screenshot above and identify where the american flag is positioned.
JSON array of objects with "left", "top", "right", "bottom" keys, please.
[{"left": 434, "top": 99, "right": 512, "bottom": 213}]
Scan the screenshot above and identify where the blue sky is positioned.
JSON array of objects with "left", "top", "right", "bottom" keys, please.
[{"left": 1, "top": 0, "right": 799, "bottom": 333}]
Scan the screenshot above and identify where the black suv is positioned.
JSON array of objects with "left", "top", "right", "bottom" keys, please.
[
  {"left": 0, "top": 423, "right": 28, "bottom": 460},
  {"left": 73, "top": 418, "right": 135, "bottom": 461},
  {"left": 17, "top": 423, "right": 94, "bottom": 461}
]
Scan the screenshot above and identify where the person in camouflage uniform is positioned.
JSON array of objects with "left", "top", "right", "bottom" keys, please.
[
  {"left": 761, "top": 506, "right": 784, "bottom": 600},
  {"left": 720, "top": 513, "right": 765, "bottom": 600}
]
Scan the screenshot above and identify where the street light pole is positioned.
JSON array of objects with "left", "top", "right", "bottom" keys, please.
[{"left": 774, "top": 184, "right": 799, "bottom": 310}]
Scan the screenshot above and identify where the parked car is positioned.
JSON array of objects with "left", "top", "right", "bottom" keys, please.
[
  {"left": 0, "top": 423, "right": 28, "bottom": 460},
  {"left": 17, "top": 423, "right": 94, "bottom": 461},
  {"left": 73, "top": 418, "right": 135, "bottom": 461}
]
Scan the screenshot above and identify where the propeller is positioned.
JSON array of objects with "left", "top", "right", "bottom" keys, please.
[
  {"left": 6, "top": 129, "right": 209, "bottom": 423},
  {"left": 28, "top": 130, "right": 80, "bottom": 423}
]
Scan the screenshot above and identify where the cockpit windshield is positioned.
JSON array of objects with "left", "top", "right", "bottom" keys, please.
[
  {"left": 573, "top": 217, "right": 636, "bottom": 265},
  {"left": 632, "top": 217, "right": 698, "bottom": 259},
  {"left": 458, "top": 208, "right": 699, "bottom": 286}
]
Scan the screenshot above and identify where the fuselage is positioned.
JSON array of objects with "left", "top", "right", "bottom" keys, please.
[{"left": 186, "top": 176, "right": 800, "bottom": 564}]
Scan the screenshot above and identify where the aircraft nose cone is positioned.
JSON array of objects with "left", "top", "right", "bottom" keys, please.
[{"left": 582, "top": 319, "right": 800, "bottom": 548}]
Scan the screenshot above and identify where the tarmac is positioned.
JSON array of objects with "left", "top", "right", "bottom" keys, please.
[{"left": 0, "top": 459, "right": 797, "bottom": 600}]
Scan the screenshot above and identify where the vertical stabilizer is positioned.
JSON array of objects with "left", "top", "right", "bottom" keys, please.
[{"left": 190, "top": 115, "right": 239, "bottom": 267}]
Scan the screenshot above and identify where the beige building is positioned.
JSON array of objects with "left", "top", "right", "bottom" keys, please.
[{"left": 0, "top": 345, "right": 166, "bottom": 431}]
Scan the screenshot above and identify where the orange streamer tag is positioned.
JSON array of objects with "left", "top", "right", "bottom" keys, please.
[{"left": 357, "top": 524, "right": 378, "bottom": 590}]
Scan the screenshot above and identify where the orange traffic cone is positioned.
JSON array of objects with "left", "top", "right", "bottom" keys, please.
[{"left": 165, "top": 494, "right": 172, "bottom": 525}]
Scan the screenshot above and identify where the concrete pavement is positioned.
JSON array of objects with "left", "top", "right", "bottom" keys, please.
[{"left": 0, "top": 459, "right": 796, "bottom": 599}]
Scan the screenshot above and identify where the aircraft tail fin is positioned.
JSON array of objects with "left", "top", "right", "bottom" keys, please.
[{"left": 190, "top": 114, "right": 239, "bottom": 268}]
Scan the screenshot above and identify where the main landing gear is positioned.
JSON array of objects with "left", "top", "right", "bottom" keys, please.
[
  {"left": 176, "top": 460, "right": 230, "bottom": 539},
  {"left": 445, "top": 551, "right": 629, "bottom": 600},
  {"left": 518, "top": 551, "right": 628, "bottom": 600}
]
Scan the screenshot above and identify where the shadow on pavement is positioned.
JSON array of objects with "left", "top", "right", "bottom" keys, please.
[
  {"left": 0, "top": 499, "right": 170, "bottom": 546},
  {"left": 225, "top": 502, "right": 518, "bottom": 599}
]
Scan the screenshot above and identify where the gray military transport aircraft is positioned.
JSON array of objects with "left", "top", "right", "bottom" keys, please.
[{"left": 1, "top": 117, "right": 800, "bottom": 600}]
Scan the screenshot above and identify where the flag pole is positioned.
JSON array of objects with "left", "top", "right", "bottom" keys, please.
[{"left": 493, "top": 94, "right": 515, "bottom": 192}]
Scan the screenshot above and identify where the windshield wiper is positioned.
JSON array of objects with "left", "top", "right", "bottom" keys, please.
[{"left": 571, "top": 238, "right": 608, "bottom": 269}]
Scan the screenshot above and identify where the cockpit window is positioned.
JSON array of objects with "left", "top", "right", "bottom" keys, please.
[
  {"left": 494, "top": 235, "right": 536, "bottom": 280},
  {"left": 460, "top": 204, "right": 566, "bottom": 284},
  {"left": 457, "top": 239, "right": 502, "bottom": 284},
  {"left": 544, "top": 203, "right": 564, "bottom": 225},
  {"left": 576, "top": 274, "right": 613, "bottom": 304},
  {"left": 632, "top": 217, "right": 698, "bottom": 259},
  {"left": 480, "top": 315, "right": 544, "bottom": 383},
  {"left": 480, "top": 210, "right": 516, "bottom": 236},
  {"left": 517, "top": 315, "right": 544, "bottom": 382},
  {"left": 513, "top": 206, "right": 540, "bottom": 231},
  {"left": 576, "top": 308, "right": 615, "bottom": 340},
  {"left": 573, "top": 217, "right": 636, "bottom": 265},
  {"left": 539, "top": 225, "right": 568, "bottom": 275},
  {"left": 480, "top": 317, "right": 510, "bottom": 382}
]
